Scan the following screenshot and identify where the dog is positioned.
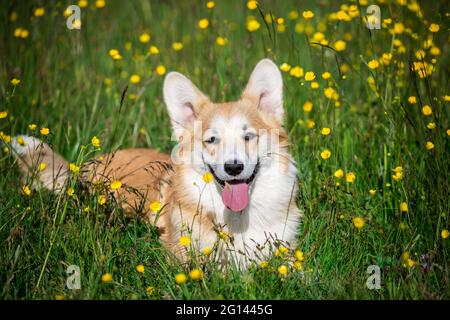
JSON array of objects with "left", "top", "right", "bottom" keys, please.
[{"left": 11, "top": 59, "right": 301, "bottom": 268}]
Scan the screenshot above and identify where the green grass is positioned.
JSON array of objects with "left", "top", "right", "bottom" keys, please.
[{"left": 0, "top": 0, "right": 449, "bottom": 299}]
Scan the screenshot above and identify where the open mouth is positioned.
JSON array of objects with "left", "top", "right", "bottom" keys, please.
[{"left": 207, "top": 161, "right": 260, "bottom": 213}]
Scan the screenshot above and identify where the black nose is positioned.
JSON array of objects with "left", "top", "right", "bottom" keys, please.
[{"left": 224, "top": 160, "right": 244, "bottom": 176}]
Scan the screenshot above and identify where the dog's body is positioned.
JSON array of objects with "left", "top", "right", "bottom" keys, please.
[{"left": 12, "top": 59, "right": 301, "bottom": 268}]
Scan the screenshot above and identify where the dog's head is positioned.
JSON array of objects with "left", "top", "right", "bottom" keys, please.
[{"left": 163, "top": 59, "right": 289, "bottom": 212}]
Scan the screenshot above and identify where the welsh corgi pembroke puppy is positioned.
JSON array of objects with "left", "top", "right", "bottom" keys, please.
[{"left": 12, "top": 59, "right": 301, "bottom": 268}]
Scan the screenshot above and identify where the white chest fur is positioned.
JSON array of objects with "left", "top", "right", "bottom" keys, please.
[{"left": 181, "top": 156, "right": 301, "bottom": 266}]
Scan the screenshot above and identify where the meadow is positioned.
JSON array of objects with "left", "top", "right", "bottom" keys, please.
[{"left": 0, "top": 0, "right": 449, "bottom": 300}]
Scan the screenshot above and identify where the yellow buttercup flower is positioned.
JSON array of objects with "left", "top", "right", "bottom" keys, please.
[
  {"left": 320, "top": 149, "right": 331, "bottom": 160},
  {"left": 20, "top": 29, "right": 29, "bottom": 38},
  {"left": 22, "top": 185, "right": 31, "bottom": 196},
  {"left": 149, "top": 200, "right": 162, "bottom": 213},
  {"left": 427, "top": 122, "right": 436, "bottom": 129},
  {"left": 310, "top": 82, "right": 319, "bottom": 89},
  {"left": 28, "top": 124, "right": 37, "bottom": 130},
  {"left": 203, "top": 172, "right": 213, "bottom": 183},
  {"left": 392, "top": 171, "right": 403, "bottom": 181},
  {"left": 441, "top": 229, "right": 449, "bottom": 239},
  {"left": 218, "top": 230, "right": 230, "bottom": 240},
  {"left": 206, "top": 1, "right": 215, "bottom": 9},
  {"left": 401, "top": 251, "right": 409, "bottom": 262},
  {"left": 311, "top": 32, "right": 325, "bottom": 42},
  {"left": 38, "top": 162, "right": 47, "bottom": 172},
  {"left": 352, "top": 217, "right": 365, "bottom": 229},
  {"left": 98, "top": 195, "right": 106, "bottom": 205},
  {"left": 393, "top": 22, "right": 405, "bottom": 34},
  {"left": 408, "top": 96, "right": 417, "bottom": 104},
  {"left": 304, "top": 71, "right": 316, "bottom": 81},
  {"left": 429, "top": 23, "right": 439, "bottom": 33},
  {"left": 136, "top": 264, "right": 145, "bottom": 273},
  {"left": 345, "top": 172, "right": 356, "bottom": 183},
  {"left": 40, "top": 127, "right": 50, "bottom": 135},
  {"left": 278, "top": 265, "right": 288, "bottom": 276},
  {"left": 149, "top": 45, "right": 159, "bottom": 55},
  {"left": 69, "top": 163, "right": 80, "bottom": 174},
  {"left": 247, "top": 1, "right": 258, "bottom": 10},
  {"left": 302, "top": 11, "right": 314, "bottom": 20},
  {"left": 400, "top": 202, "right": 408, "bottom": 213},
  {"left": 324, "top": 87, "right": 339, "bottom": 100},
  {"left": 16, "top": 137, "right": 26, "bottom": 146},
  {"left": 198, "top": 18, "right": 209, "bottom": 29},
  {"left": 95, "top": 0, "right": 106, "bottom": 9},
  {"left": 215, "top": 37, "right": 228, "bottom": 46},
  {"left": 202, "top": 247, "right": 212, "bottom": 256},
  {"left": 306, "top": 119, "right": 315, "bottom": 129},
  {"left": 14, "top": 28, "right": 22, "bottom": 37},
  {"left": 279, "top": 63, "right": 291, "bottom": 72},
  {"left": 369, "top": 189, "right": 377, "bottom": 196},
  {"left": 78, "top": 0, "right": 88, "bottom": 8},
  {"left": 392, "top": 166, "right": 403, "bottom": 174},
  {"left": 175, "top": 273, "right": 187, "bottom": 284},
  {"left": 294, "top": 261, "right": 303, "bottom": 271},
  {"left": 101, "top": 273, "right": 113, "bottom": 283},
  {"left": 0, "top": 132, "right": 11, "bottom": 143},
  {"left": 406, "top": 259, "right": 415, "bottom": 268},
  {"left": 334, "top": 169, "right": 344, "bottom": 179},
  {"left": 156, "top": 65, "right": 166, "bottom": 76},
  {"left": 382, "top": 53, "right": 392, "bottom": 65},
  {"left": 10, "top": 78, "right": 20, "bottom": 86},
  {"left": 321, "top": 127, "right": 331, "bottom": 136},
  {"left": 303, "top": 101, "right": 313, "bottom": 113},
  {"left": 109, "top": 49, "right": 122, "bottom": 60},
  {"left": 179, "top": 236, "right": 191, "bottom": 247},
  {"left": 0, "top": 111, "right": 8, "bottom": 119},
  {"left": 63, "top": 8, "right": 72, "bottom": 17},
  {"left": 290, "top": 66, "right": 303, "bottom": 78},
  {"left": 110, "top": 179, "right": 122, "bottom": 190},
  {"left": 333, "top": 40, "right": 346, "bottom": 51},
  {"left": 322, "top": 72, "right": 331, "bottom": 80},
  {"left": 34, "top": 8, "right": 45, "bottom": 17},
  {"left": 91, "top": 136, "right": 101, "bottom": 148},
  {"left": 425, "top": 141, "right": 434, "bottom": 150},
  {"left": 259, "top": 260, "right": 268, "bottom": 268},
  {"left": 130, "top": 74, "right": 141, "bottom": 84},
  {"left": 368, "top": 59, "right": 379, "bottom": 70},
  {"left": 422, "top": 105, "right": 432, "bottom": 116},
  {"left": 189, "top": 268, "right": 203, "bottom": 281},
  {"left": 139, "top": 32, "right": 151, "bottom": 43},
  {"left": 172, "top": 42, "right": 183, "bottom": 51},
  {"left": 429, "top": 46, "right": 440, "bottom": 56},
  {"left": 295, "top": 250, "right": 304, "bottom": 262},
  {"left": 277, "top": 246, "right": 289, "bottom": 256},
  {"left": 246, "top": 19, "right": 260, "bottom": 32},
  {"left": 67, "top": 187, "right": 75, "bottom": 197},
  {"left": 288, "top": 10, "right": 299, "bottom": 20},
  {"left": 337, "top": 10, "right": 351, "bottom": 21}
]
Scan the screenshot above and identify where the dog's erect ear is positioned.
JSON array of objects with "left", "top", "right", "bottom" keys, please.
[
  {"left": 163, "top": 72, "right": 210, "bottom": 138},
  {"left": 242, "top": 59, "right": 284, "bottom": 123}
]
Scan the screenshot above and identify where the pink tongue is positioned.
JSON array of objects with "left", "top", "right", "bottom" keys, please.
[{"left": 222, "top": 182, "right": 249, "bottom": 212}]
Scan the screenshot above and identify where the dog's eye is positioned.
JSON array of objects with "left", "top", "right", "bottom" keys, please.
[
  {"left": 244, "top": 132, "right": 256, "bottom": 142},
  {"left": 205, "top": 136, "right": 217, "bottom": 144}
]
